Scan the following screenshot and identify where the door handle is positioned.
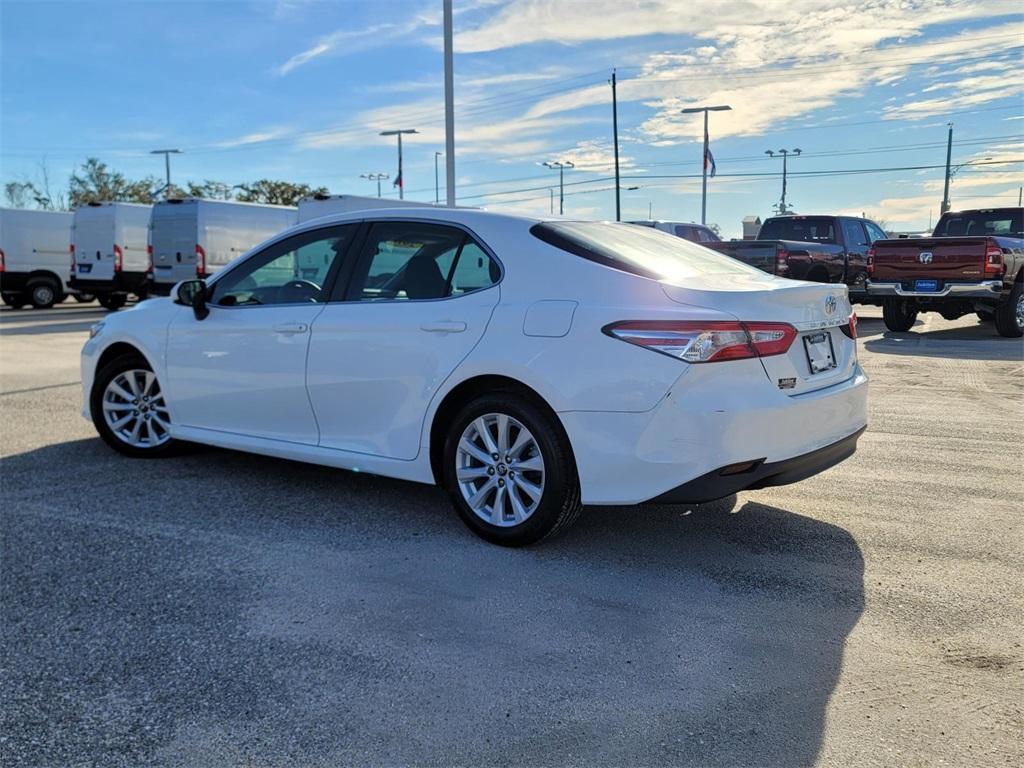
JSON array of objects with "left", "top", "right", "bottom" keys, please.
[
  {"left": 274, "top": 322, "right": 308, "bottom": 334},
  {"left": 420, "top": 321, "right": 467, "bottom": 333}
]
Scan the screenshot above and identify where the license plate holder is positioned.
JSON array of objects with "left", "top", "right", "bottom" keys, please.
[
  {"left": 803, "top": 331, "right": 837, "bottom": 374},
  {"left": 914, "top": 279, "right": 939, "bottom": 292},
  {"left": 77, "top": 263, "right": 92, "bottom": 274}
]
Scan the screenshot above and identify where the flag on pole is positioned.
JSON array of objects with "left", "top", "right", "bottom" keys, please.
[
  {"left": 393, "top": 171, "right": 403, "bottom": 189},
  {"left": 704, "top": 145, "right": 717, "bottom": 178}
]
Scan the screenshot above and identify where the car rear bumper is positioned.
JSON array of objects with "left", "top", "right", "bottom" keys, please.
[
  {"left": 866, "top": 279, "right": 1002, "bottom": 298},
  {"left": 559, "top": 359, "right": 869, "bottom": 505}
]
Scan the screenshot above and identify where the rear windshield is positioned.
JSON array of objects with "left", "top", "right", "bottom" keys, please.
[
  {"left": 758, "top": 217, "right": 837, "bottom": 244},
  {"left": 530, "top": 222, "right": 764, "bottom": 281},
  {"left": 933, "top": 209, "right": 1023, "bottom": 238}
]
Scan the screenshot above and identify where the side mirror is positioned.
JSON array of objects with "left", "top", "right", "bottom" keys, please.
[{"left": 174, "top": 279, "right": 209, "bottom": 320}]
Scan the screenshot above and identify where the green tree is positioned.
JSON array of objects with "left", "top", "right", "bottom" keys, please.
[
  {"left": 69, "top": 157, "right": 157, "bottom": 207},
  {"left": 234, "top": 179, "right": 327, "bottom": 206},
  {"left": 4, "top": 181, "right": 40, "bottom": 208},
  {"left": 185, "top": 180, "right": 234, "bottom": 200}
]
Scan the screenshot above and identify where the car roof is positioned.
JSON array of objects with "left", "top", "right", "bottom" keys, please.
[{"left": 296, "top": 206, "right": 547, "bottom": 230}]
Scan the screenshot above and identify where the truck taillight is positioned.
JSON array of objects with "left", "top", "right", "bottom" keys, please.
[
  {"left": 113, "top": 244, "right": 123, "bottom": 273},
  {"left": 866, "top": 247, "right": 875, "bottom": 276},
  {"left": 604, "top": 320, "right": 796, "bottom": 363},
  {"left": 984, "top": 241, "right": 1004, "bottom": 275},
  {"left": 196, "top": 244, "right": 206, "bottom": 278},
  {"left": 776, "top": 248, "right": 789, "bottom": 275}
]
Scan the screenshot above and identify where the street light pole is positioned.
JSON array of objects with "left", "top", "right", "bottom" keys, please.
[
  {"left": 379, "top": 129, "right": 418, "bottom": 200},
  {"left": 361, "top": 173, "right": 389, "bottom": 198},
  {"left": 941, "top": 122, "right": 953, "bottom": 214},
  {"left": 679, "top": 105, "right": 731, "bottom": 225},
  {"left": 543, "top": 161, "right": 574, "bottom": 215},
  {"left": 150, "top": 149, "right": 182, "bottom": 199},
  {"left": 443, "top": 0, "right": 456, "bottom": 206},
  {"left": 765, "top": 148, "right": 801, "bottom": 214},
  {"left": 611, "top": 68, "right": 621, "bottom": 221},
  {"left": 434, "top": 152, "right": 442, "bottom": 205}
]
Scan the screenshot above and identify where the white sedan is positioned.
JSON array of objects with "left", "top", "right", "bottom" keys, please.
[{"left": 81, "top": 208, "right": 868, "bottom": 545}]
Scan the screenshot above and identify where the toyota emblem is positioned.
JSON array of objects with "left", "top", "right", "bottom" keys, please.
[
  {"left": 824, "top": 294, "right": 837, "bottom": 315},
  {"left": 919, "top": 251, "right": 933, "bottom": 263}
]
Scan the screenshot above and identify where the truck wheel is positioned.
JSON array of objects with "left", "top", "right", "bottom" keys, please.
[
  {"left": 27, "top": 278, "right": 59, "bottom": 309},
  {"left": 98, "top": 294, "right": 127, "bottom": 311},
  {"left": 882, "top": 298, "right": 918, "bottom": 332},
  {"left": 2, "top": 292, "right": 28, "bottom": 308},
  {"left": 74, "top": 293, "right": 95, "bottom": 304},
  {"left": 993, "top": 282, "right": 1023, "bottom": 338}
]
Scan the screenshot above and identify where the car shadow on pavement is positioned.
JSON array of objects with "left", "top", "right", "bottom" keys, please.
[
  {"left": 2, "top": 437, "right": 863, "bottom": 768},
  {"left": 860, "top": 317, "right": 1023, "bottom": 361}
]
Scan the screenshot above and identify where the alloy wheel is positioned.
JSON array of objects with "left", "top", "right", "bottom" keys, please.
[
  {"left": 102, "top": 369, "right": 171, "bottom": 448},
  {"left": 455, "top": 413, "right": 545, "bottom": 527}
]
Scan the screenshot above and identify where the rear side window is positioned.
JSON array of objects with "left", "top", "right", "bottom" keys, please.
[
  {"left": 696, "top": 226, "right": 720, "bottom": 243},
  {"left": 531, "top": 221, "right": 765, "bottom": 281},
  {"left": 674, "top": 225, "right": 696, "bottom": 241},
  {"left": 758, "top": 217, "right": 837, "bottom": 244}
]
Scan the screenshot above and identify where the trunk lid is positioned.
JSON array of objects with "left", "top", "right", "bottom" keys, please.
[
  {"left": 661, "top": 273, "right": 856, "bottom": 395},
  {"left": 871, "top": 237, "right": 990, "bottom": 282}
]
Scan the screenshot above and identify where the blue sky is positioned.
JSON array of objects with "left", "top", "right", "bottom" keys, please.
[{"left": 2, "top": 0, "right": 1022, "bottom": 236}]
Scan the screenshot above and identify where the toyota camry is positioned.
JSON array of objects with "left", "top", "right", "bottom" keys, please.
[{"left": 81, "top": 208, "right": 868, "bottom": 546}]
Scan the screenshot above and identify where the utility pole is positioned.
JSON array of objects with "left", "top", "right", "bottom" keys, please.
[
  {"left": 380, "top": 129, "right": 418, "bottom": 200},
  {"left": 549, "top": 188, "right": 554, "bottom": 215},
  {"left": 941, "top": 122, "right": 953, "bottom": 214},
  {"left": 150, "top": 149, "right": 182, "bottom": 199},
  {"left": 611, "top": 69, "right": 621, "bottom": 221},
  {"left": 680, "top": 105, "right": 730, "bottom": 224},
  {"left": 434, "top": 152, "right": 442, "bottom": 204},
  {"left": 765, "top": 148, "right": 801, "bottom": 214},
  {"left": 543, "top": 161, "right": 574, "bottom": 215},
  {"left": 360, "top": 173, "right": 388, "bottom": 198},
  {"left": 443, "top": 0, "right": 456, "bottom": 207}
]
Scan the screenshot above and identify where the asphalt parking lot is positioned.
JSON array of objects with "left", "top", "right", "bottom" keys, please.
[{"left": 1, "top": 301, "right": 1022, "bottom": 767}]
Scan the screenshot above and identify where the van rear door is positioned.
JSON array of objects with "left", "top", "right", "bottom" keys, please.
[{"left": 152, "top": 209, "right": 197, "bottom": 287}]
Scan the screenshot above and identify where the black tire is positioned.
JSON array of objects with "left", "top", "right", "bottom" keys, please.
[
  {"left": 97, "top": 293, "right": 127, "bottom": 311},
  {"left": 993, "top": 281, "right": 1023, "bottom": 338},
  {"left": 27, "top": 278, "right": 59, "bottom": 309},
  {"left": 882, "top": 298, "right": 918, "bottom": 332},
  {"left": 73, "top": 293, "right": 95, "bottom": 304},
  {"left": 2, "top": 292, "right": 28, "bottom": 308},
  {"left": 90, "top": 352, "right": 178, "bottom": 458},
  {"left": 976, "top": 310, "right": 994, "bottom": 322},
  {"left": 442, "top": 393, "right": 582, "bottom": 546}
]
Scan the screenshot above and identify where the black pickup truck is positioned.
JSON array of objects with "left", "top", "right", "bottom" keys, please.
[{"left": 706, "top": 215, "right": 888, "bottom": 298}]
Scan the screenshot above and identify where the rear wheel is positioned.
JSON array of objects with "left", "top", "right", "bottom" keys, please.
[
  {"left": 97, "top": 293, "right": 127, "bottom": 311},
  {"left": 91, "top": 353, "right": 177, "bottom": 458},
  {"left": 27, "top": 278, "right": 59, "bottom": 309},
  {"left": 976, "top": 309, "right": 994, "bottom": 322},
  {"left": 993, "top": 281, "right": 1023, "bottom": 338},
  {"left": 882, "top": 298, "right": 918, "bottom": 332},
  {"left": 442, "top": 393, "right": 581, "bottom": 546},
  {"left": 74, "top": 293, "right": 95, "bottom": 304}
]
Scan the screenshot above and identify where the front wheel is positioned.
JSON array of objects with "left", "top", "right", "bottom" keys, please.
[
  {"left": 74, "top": 293, "right": 95, "bottom": 304},
  {"left": 2, "top": 292, "right": 28, "bottom": 308},
  {"left": 27, "top": 278, "right": 59, "bottom": 309},
  {"left": 442, "top": 393, "right": 581, "bottom": 546},
  {"left": 91, "top": 353, "right": 177, "bottom": 458},
  {"left": 993, "top": 282, "right": 1023, "bottom": 338},
  {"left": 882, "top": 298, "right": 918, "bottom": 332}
]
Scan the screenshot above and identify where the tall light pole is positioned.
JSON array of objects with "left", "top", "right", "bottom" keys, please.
[
  {"left": 379, "top": 129, "right": 418, "bottom": 200},
  {"left": 765, "top": 148, "right": 801, "bottom": 214},
  {"left": 360, "top": 173, "right": 389, "bottom": 198},
  {"left": 941, "top": 122, "right": 953, "bottom": 214},
  {"left": 443, "top": 0, "right": 456, "bottom": 206},
  {"left": 610, "top": 68, "right": 621, "bottom": 221},
  {"left": 434, "top": 152, "right": 443, "bottom": 205},
  {"left": 150, "top": 149, "right": 182, "bottom": 199},
  {"left": 680, "top": 105, "right": 730, "bottom": 224},
  {"left": 543, "top": 160, "right": 574, "bottom": 215}
]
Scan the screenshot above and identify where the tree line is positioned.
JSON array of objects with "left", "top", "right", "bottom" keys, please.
[{"left": 3, "top": 158, "right": 328, "bottom": 210}]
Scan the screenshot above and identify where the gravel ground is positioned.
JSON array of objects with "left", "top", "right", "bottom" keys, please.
[{"left": 1, "top": 301, "right": 1022, "bottom": 767}]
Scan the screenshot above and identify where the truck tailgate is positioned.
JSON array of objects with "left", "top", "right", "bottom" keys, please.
[
  {"left": 706, "top": 241, "right": 779, "bottom": 275},
  {"left": 871, "top": 237, "right": 989, "bottom": 281}
]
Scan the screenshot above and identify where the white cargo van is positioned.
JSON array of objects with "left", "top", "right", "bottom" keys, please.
[
  {"left": 297, "top": 193, "right": 437, "bottom": 223},
  {"left": 69, "top": 202, "right": 152, "bottom": 310},
  {"left": 0, "top": 207, "right": 81, "bottom": 309},
  {"left": 149, "top": 199, "right": 297, "bottom": 294}
]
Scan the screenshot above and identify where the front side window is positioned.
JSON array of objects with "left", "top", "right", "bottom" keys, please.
[
  {"left": 210, "top": 225, "right": 356, "bottom": 306},
  {"left": 674, "top": 225, "right": 696, "bottom": 241},
  {"left": 348, "top": 222, "right": 498, "bottom": 301},
  {"left": 865, "top": 221, "right": 887, "bottom": 242},
  {"left": 841, "top": 219, "right": 869, "bottom": 248}
]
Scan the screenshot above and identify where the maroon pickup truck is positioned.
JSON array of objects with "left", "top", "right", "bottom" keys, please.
[{"left": 866, "top": 207, "right": 1024, "bottom": 337}]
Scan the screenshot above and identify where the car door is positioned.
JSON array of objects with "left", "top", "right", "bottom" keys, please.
[
  {"left": 306, "top": 220, "right": 501, "bottom": 460},
  {"left": 165, "top": 224, "right": 357, "bottom": 444},
  {"left": 840, "top": 218, "right": 871, "bottom": 285}
]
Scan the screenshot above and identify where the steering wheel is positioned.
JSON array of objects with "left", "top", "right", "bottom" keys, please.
[{"left": 278, "top": 279, "right": 321, "bottom": 303}]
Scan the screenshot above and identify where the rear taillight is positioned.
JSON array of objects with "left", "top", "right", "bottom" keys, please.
[
  {"left": 984, "top": 241, "right": 1004, "bottom": 275},
  {"left": 146, "top": 244, "right": 154, "bottom": 275},
  {"left": 113, "top": 244, "right": 123, "bottom": 273},
  {"left": 0, "top": 248, "right": 5, "bottom": 273},
  {"left": 866, "top": 247, "right": 875, "bottom": 276},
  {"left": 604, "top": 320, "right": 797, "bottom": 363},
  {"left": 196, "top": 244, "right": 206, "bottom": 278},
  {"left": 69, "top": 243, "right": 75, "bottom": 274},
  {"left": 776, "top": 248, "right": 789, "bottom": 275},
  {"left": 841, "top": 312, "right": 858, "bottom": 339}
]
